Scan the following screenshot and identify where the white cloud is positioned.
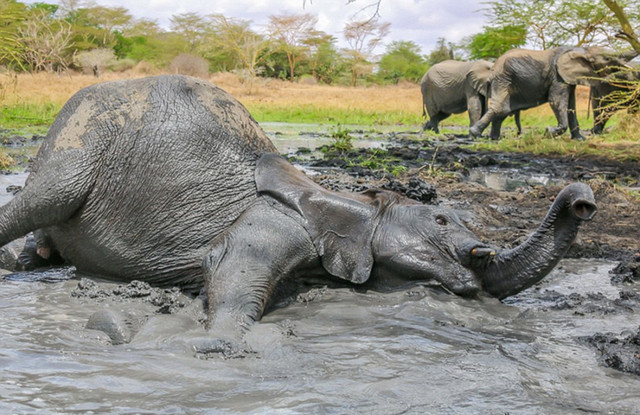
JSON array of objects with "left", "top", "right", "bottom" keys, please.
[{"left": 28, "top": 0, "right": 488, "bottom": 54}]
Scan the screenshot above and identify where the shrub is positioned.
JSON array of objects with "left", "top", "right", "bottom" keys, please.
[
  {"left": 74, "top": 49, "right": 116, "bottom": 77},
  {"left": 168, "top": 54, "right": 210, "bottom": 78}
]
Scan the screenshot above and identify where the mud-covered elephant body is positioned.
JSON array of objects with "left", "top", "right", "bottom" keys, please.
[
  {"left": 0, "top": 75, "right": 597, "bottom": 346},
  {"left": 421, "top": 60, "right": 521, "bottom": 135},
  {"left": 420, "top": 60, "right": 521, "bottom": 135},
  {"left": 469, "top": 46, "right": 637, "bottom": 140}
]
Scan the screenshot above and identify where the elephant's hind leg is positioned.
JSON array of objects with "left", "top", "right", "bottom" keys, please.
[{"left": 0, "top": 151, "right": 95, "bottom": 251}]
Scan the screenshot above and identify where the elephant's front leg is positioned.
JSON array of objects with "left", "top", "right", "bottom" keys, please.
[
  {"left": 200, "top": 202, "right": 317, "bottom": 356},
  {"left": 547, "top": 82, "right": 583, "bottom": 139}
]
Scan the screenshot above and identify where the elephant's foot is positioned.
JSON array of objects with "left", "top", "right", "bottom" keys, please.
[
  {"left": 469, "top": 125, "right": 483, "bottom": 138},
  {"left": 591, "top": 126, "right": 604, "bottom": 135},
  {"left": 545, "top": 126, "right": 567, "bottom": 137},
  {"left": 423, "top": 121, "right": 438, "bottom": 133}
]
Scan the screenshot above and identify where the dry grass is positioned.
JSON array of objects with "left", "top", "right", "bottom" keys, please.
[{"left": 0, "top": 70, "right": 618, "bottom": 129}]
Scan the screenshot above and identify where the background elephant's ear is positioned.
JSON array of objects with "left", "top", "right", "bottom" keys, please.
[
  {"left": 255, "top": 153, "right": 376, "bottom": 284},
  {"left": 468, "top": 61, "right": 492, "bottom": 95},
  {"left": 557, "top": 50, "right": 597, "bottom": 85}
]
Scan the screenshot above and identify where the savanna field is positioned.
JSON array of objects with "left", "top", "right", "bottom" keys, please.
[{"left": 1, "top": 70, "right": 639, "bottom": 170}]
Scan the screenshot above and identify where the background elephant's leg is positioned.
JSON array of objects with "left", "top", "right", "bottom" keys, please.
[
  {"left": 424, "top": 111, "right": 449, "bottom": 133},
  {"left": 489, "top": 116, "right": 506, "bottom": 140},
  {"left": 591, "top": 95, "right": 607, "bottom": 134},
  {"left": 467, "top": 94, "right": 484, "bottom": 127},
  {"left": 546, "top": 83, "right": 571, "bottom": 137},
  {"left": 566, "top": 85, "right": 584, "bottom": 140},
  {"left": 514, "top": 110, "right": 522, "bottom": 135},
  {"left": 470, "top": 85, "right": 510, "bottom": 138}
]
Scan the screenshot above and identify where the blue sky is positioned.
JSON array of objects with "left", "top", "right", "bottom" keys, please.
[{"left": 29, "top": 0, "right": 490, "bottom": 55}]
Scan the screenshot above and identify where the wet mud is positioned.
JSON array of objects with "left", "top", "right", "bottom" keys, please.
[
  {"left": 286, "top": 128, "right": 640, "bottom": 377},
  {"left": 2, "top": 127, "right": 640, "bottom": 413}
]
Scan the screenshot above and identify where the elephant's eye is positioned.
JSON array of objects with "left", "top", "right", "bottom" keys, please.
[{"left": 435, "top": 215, "right": 448, "bottom": 226}]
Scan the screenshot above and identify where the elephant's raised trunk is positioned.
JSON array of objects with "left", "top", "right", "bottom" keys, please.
[{"left": 476, "top": 183, "right": 596, "bottom": 299}]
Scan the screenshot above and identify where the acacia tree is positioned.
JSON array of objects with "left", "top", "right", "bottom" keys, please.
[
  {"left": 204, "top": 14, "right": 271, "bottom": 79},
  {"left": 19, "top": 7, "right": 74, "bottom": 72},
  {"left": 466, "top": 25, "right": 527, "bottom": 59},
  {"left": 483, "top": 0, "right": 634, "bottom": 49},
  {"left": 0, "top": 0, "right": 28, "bottom": 69},
  {"left": 342, "top": 18, "right": 389, "bottom": 85},
  {"left": 170, "top": 12, "right": 208, "bottom": 53},
  {"left": 302, "top": 30, "right": 340, "bottom": 83},
  {"left": 268, "top": 13, "right": 317, "bottom": 81},
  {"left": 602, "top": 0, "right": 640, "bottom": 53}
]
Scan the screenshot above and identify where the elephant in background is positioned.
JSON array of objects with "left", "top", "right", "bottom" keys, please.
[
  {"left": 0, "top": 75, "right": 596, "bottom": 352},
  {"left": 469, "top": 46, "right": 638, "bottom": 140},
  {"left": 421, "top": 60, "right": 521, "bottom": 136},
  {"left": 590, "top": 66, "right": 640, "bottom": 134}
]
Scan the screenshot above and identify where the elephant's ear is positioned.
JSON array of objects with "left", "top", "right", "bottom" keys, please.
[
  {"left": 255, "top": 153, "right": 379, "bottom": 284},
  {"left": 468, "top": 61, "right": 491, "bottom": 95},
  {"left": 557, "top": 49, "right": 597, "bottom": 85}
]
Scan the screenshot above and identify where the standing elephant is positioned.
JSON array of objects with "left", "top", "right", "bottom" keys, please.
[
  {"left": 469, "top": 46, "right": 638, "bottom": 140},
  {"left": 0, "top": 75, "right": 597, "bottom": 350},
  {"left": 590, "top": 67, "right": 640, "bottom": 134},
  {"left": 421, "top": 60, "right": 521, "bottom": 135}
]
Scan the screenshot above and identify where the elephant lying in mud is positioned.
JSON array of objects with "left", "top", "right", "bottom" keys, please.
[
  {"left": 421, "top": 59, "right": 521, "bottom": 136},
  {"left": 0, "top": 75, "right": 597, "bottom": 350}
]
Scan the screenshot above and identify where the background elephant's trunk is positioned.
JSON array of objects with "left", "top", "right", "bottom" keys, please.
[{"left": 477, "top": 183, "right": 596, "bottom": 299}]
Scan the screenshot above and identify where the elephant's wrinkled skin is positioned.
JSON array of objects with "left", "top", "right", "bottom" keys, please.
[
  {"left": 421, "top": 60, "right": 521, "bottom": 136},
  {"left": 469, "top": 46, "right": 638, "bottom": 140},
  {"left": 0, "top": 75, "right": 597, "bottom": 346}
]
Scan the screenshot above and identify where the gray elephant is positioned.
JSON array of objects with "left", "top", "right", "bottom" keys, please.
[
  {"left": 469, "top": 46, "right": 638, "bottom": 140},
  {"left": 590, "top": 67, "right": 640, "bottom": 134},
  {"left": 421, "top": 59, "right": 521, "bottom": 135},
  {"left": 0, "top": 75, "right": 597, "bottom": 350}
]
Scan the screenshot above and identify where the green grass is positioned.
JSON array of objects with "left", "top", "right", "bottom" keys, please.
[
  {"left": 0, "top": 103, "right": 60, "bottom": 129},
  {"left": 467, "top": 127, "right": 640, "bottom": 162},
  {"left": 247, "top": 103, "right": 423, "bottom": 125}
]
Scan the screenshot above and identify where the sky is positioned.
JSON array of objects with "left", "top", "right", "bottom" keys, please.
[{"left": 28, "top": 0, "right": 491, "bottom": 55}]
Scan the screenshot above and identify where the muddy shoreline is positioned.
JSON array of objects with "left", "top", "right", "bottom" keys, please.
[{"left": 2, "top": 128, "right": 640, "bottom": 377}]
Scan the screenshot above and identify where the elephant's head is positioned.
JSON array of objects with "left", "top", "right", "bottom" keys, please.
[
  {"left": 557, "top": 46, "right": 638, "bottom": 86},
  {"left": 256, "top": 154, "right": 597, "bottom": 299}
]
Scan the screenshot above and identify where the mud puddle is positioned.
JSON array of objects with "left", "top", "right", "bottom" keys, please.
[{"left": 2, "top": 256, "right": 640, "bottom": 414}]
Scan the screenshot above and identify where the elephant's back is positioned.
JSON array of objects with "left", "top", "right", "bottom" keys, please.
[
  {"left": 48, "top": 75, "right": 277, "bottom": 289},
  {"left": 422, "top": 60, "right": 471, "bottom": 113}
]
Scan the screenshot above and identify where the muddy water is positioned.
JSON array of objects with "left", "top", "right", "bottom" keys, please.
[
  {"left": 2, "top": 260, "right": 640, "bottom": 414},
  {"left": 1, "top": 132, "right": 639, "bottom": 413}
]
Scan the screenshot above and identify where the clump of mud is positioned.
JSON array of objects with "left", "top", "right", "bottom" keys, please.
[
  {"left": 317, "top": 174, "right": 437, "bottom": 204},
  {"left": 583, "top": 328, "right": 640, "bottom": 376},
  {"left": 71, "top": 278, "right": 186, "bottom": 314}
]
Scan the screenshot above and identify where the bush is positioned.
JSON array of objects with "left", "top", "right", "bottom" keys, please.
[
  {"left": 109, "top": 58, "right": 137, "bottom": 73},
  {"left": 168, "top": 54, "right": 210, "bottom": 78},
  {"left": 74, "top": 49, "right": 116, "bottom": 77}
]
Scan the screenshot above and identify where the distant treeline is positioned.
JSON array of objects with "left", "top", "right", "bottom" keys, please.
[{"left": 0, "top": 0, "right": 638, "bottom": 85}]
